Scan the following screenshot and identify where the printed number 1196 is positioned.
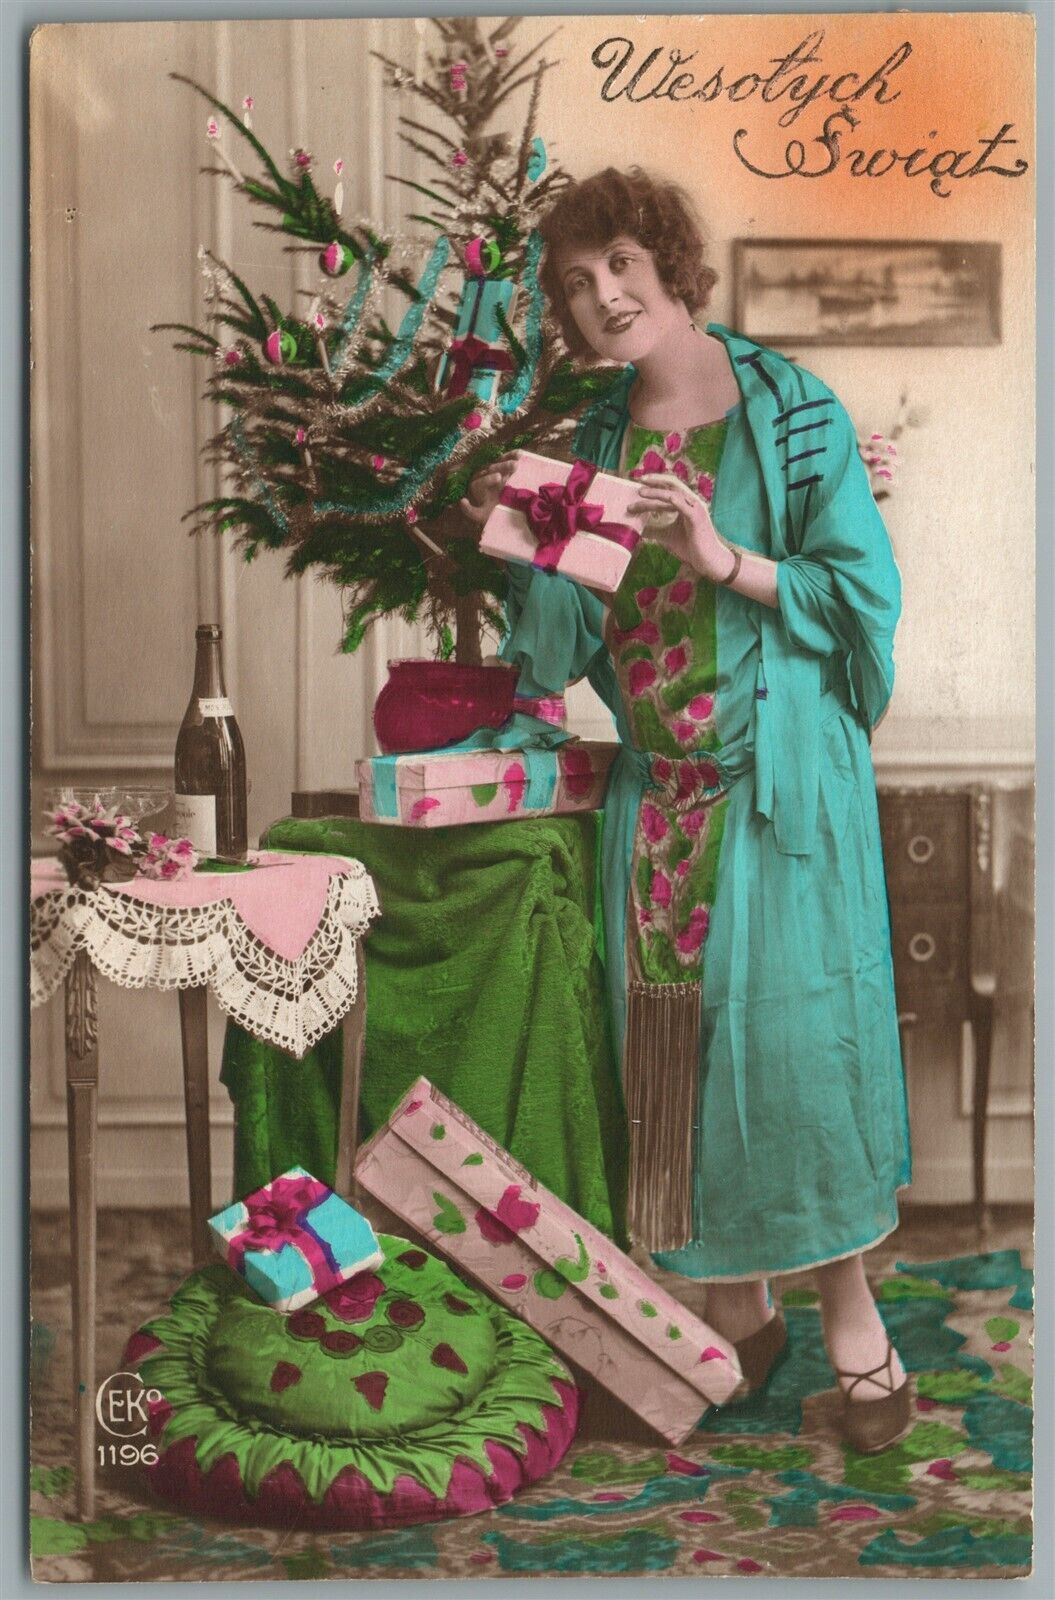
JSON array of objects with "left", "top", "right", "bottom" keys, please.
[{"left": 97, "top": 1442, "right": 159, "bottom": 1466}]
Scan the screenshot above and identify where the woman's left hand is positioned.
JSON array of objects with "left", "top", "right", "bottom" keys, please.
[{"left": 628, "top": 472, "right": 735, "bottom": 582}]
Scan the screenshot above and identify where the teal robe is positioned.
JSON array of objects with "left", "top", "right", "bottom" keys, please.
[{"left": 500, "top": 324, "right": 911, "bottom": 1279}]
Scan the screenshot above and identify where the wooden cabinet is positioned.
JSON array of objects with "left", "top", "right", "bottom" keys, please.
[{"left": 877, "top": 784, "right": 1028, "bottom": 1217}]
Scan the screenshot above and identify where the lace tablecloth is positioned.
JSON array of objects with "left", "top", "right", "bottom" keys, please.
[{"left": 30, "top": 851, "right": 380, "bottom": 1057}]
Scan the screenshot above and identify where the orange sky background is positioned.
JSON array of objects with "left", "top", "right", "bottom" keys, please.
[{"left": 536, "top": 12, "right": 1034, "bottom": 240}]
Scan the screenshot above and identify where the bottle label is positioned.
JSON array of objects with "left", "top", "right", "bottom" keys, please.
[
  {"left": 173, "top": 794, "right": 217, "bottom": 857},
  {"left": 198, "top": 697, "right": 234, "bottom": 718}
]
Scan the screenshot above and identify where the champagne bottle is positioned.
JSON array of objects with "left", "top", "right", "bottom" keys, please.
[{"left": 174, "top": 624, "right": 248, "bottom": 862}]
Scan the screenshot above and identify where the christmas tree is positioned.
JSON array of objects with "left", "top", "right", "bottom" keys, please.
[{"left": 157, "top": 17, "right": 620, "bottom": 663}]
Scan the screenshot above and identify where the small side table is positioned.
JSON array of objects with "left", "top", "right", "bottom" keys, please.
[{"left": 30, "top": 850, "right": 379, "bottom": 1518}]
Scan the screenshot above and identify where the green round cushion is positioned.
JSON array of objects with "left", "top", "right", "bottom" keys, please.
[{"left": 124, "top": 1235, "right": 579, "bottom": 1529}]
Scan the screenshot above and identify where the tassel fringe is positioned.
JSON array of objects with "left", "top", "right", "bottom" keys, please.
[{"left": 623, "top": 979, "right": 701, "bottom": 1252}]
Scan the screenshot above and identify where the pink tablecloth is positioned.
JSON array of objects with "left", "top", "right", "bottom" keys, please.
[
  {"left": 31, "top": 851, "right": 363, "bottom": 963},
  {"left": 30, "top": 851, "right": 381, "bottom": 1057}
]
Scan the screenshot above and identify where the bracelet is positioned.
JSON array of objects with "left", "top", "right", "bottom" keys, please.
[{"left": 718, "top": 545, "right": 742, "bottom": 586}]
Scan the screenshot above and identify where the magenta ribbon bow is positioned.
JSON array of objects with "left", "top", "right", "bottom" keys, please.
[
  {"left": 227, "top": 1174, "right": 340, "bottom": 1286},
  {"left": 445, "top": 333, "right": 515, "bottom": 399},
  {"left": 499, "top": 458, "right": 639, "bottom": 573}
]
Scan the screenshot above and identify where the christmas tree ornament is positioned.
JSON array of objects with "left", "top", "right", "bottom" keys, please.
[
  {"left": 333, "top": 158, "right": 345, "bottom": 217},
  {"left": 464, "top": 237, "right": 501, "bottom": 277},
  {"left": 263, "top": 329, "right": 297, "bottom": 365},
  {"left": 463, "top": 411, "right": 483, "bottom": 431},
  {"left": 320, "top": 240, "right": 354, "bottom": 277},
  {"left": 221, "top": 347, "right": 242, "bottom": 367},
  {"left": 451, "top": 150, "right": 468, "bottom": 168},
  {"left": 291, "top": 148, "right": 313, "bottom": 172},
  {"left": 449, "top": 60, "right": 468, "bottom": 93}
]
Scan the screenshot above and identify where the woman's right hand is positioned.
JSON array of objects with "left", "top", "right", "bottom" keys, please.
[{"left": 459, "top": 453, "right": 520, "bottom": 528}]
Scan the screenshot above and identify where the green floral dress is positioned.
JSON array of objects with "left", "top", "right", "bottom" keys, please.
[{"left": 612, "top": 419, "right": 737, "bottom": 988}]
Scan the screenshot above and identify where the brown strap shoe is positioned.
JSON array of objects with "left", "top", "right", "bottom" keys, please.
[{"left": 837, "top": 1342, "right": 912, "bottom": 1454}]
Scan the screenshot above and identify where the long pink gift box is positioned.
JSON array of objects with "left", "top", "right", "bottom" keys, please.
[
  {"left": 480, "top": 450, "right": 647, "bottom": 594},
  {"left": 356, "top": 741, "right": 616, "bottom": 828},
  {"left": 354, "top": 1077, "right": 744, "bottom": 1443}
]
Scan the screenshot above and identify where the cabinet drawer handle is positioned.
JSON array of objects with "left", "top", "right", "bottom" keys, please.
[
  {"left": 907, "top": 834, "right": 935, "bottom": 865},
  {"left": 908, "top": 932, "right": 936, "bottom": 963}
]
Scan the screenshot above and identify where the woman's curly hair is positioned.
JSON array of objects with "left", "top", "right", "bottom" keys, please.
[{"left": 538, "top": 167, "right": 718, "bottom": 358}]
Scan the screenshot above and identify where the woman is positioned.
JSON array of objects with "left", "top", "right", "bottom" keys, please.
[{"left": 463, "top": 168, "right": 912, "bottom": 1452}]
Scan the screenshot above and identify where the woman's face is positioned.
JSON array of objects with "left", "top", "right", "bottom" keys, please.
[{"left": 557, "top": 235, "right": 686, "bottom": 362}]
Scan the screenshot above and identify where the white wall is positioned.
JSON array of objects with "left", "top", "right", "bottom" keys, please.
[{"left": 30, "top": 18, "right": 1033, "bottom": 1210}]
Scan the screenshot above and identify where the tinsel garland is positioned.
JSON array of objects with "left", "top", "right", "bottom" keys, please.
[
  {"left": 499, "top": 229, "right": 543, "bottom": 414},
  {"left": 329, "top": 252, "right": 378, "bottom": 369},
  {"left": 229, "top": 414, "right": 289, "bottom": 535},
  {"left": 364, "top": 235, "right": 450, "bottom": 390}
]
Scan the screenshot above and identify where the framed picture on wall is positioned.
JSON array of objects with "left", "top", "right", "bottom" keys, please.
[{"left": 732, "top": 238, "right": 1001, "bottom": 347}]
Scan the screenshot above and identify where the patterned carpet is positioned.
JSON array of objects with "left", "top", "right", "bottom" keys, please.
[{"left": 29, "top": 1210, "right": 1033, "bottom": 1582}]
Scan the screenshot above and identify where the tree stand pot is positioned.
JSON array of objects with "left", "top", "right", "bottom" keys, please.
[{"left": 372, "top": 659, "right": 520, "bottom": 755}]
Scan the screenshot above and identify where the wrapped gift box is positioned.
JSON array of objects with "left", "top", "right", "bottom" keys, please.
[
  {"left": 354, "top": 1078, "right": 744, "bottom": 1443},
  {"left": 357, "top": 740, "right": 616, "bottom": 828},
  {"left": 480, "top": 451, "right": 648, "bottom": 594},
  {"left": 209, "top": 1167, "right": 384, "bottom": 1313},
  {"left": 435, "top": 277, "right": 515, "bottom": 405}
]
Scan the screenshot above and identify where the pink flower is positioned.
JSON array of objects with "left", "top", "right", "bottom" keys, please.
[
  {"left": 674, "top": 720, "right": 697, "bottom": 746},
  {"left": 463, "top": 411, "right": 482, "bottom": 431},
  {"left": 205, "top": 118, "right": 220, "bottom": 140},
  {"left": 664, "top": 645, "right": 688, "bottom": 676},
  {"left": 672, "top": 459, "right": 690, "bottom": 482},
  {"left": 140, "top": 833, "right": 198, "bottom": 881},
  {"left": 292, "top": 148, "right": 313, "bottom": 171},
  {"left": 475, "top": 1207, "right": 515, "bottom": 1245},
  {"left": 627, "top": 660, "right": 658, "bottom": 698},
  {"left": 696, "top": 472, "right": 715, "bottom": 500},
  {"left": 629, "top": 448, "right": 666, "bottom": 479},
  {"left": 688, "top": 693, "right": 714, "bottom": 721},
  {"left": 495, "top": 1185, "right": 540, "bottom": 1232},
  {"left": 652, "top": 756, "right": 673, "bottom": 783},
  {"left": 639, "top": 909, "right": 653, "bottom": 926},
  {"left": 668, "top": 578, "right": 694, "bottom": 606},
  {"left": 408, "top": 795, "right": 439, "bottom": 822},
  {"left": 635, "top": 586, "right": 659, "bottom": 608},
  {"left": 312, "top": 311, "right": 327, "bottom": 332},
  {"left": 676, "top": 859, "right": 690, "bottom": 878},
  {"left": 640, "top": 802, "right": 669, "bottom": 843},
  {"left": 222, "top": 347, "right": 242, "bottom": 367},
  {"left": 503, "top": 763, "right": 527, "bottom": 813},
  {"left": 242, "top": 96, "right": 254, "bottom": 112},
  {"left": 613, "top": 619, "right": 660, "bottom": 647},
  {"left": 405, "top": 507, "right": 418, "bottom": 524},
  {"left": 325, "top": 1272, "right": 385, "bottom": 1322},
  {"left": 651, "top": 870, "right": 672, "bottom": 908},
  {"left": 664, "top": 431, "right": 682, "bottom": 454},
  {"left": 676, "top": 905, "right": 711, "bottom": 955},
  {"left": 451, "top": 150, "right": 468, "bottom": 168}
]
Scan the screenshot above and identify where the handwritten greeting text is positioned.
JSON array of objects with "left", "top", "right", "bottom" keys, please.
[{"left": 589, "top": 32, "right": 1029, "bottom": 198}]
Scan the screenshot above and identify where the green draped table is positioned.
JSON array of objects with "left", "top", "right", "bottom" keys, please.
[{"left": 220, "top": 812, "right": 629, "bottom": 1246}]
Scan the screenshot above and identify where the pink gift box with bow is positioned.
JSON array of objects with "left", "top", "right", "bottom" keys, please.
[
  {"left": 356, "top": 741, "right": 616, "bottom": 828},
  {"left": 209, "top": 1166, "right": 384, "bottom": 1313},
  {"left": 354, "top": 1078, "right": 744, "bottom": 1443},
  {"left": 480, "top": 451, "right": 648, "bottom": 594}
]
